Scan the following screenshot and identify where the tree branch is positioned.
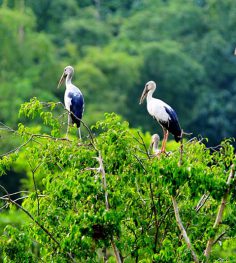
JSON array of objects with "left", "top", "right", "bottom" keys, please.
[
  {"left": 94, "top": 152, "right": 123, "bottom": 263},
  {"left": 171, "top": 196, "right": 199, "bottom": 263},
  {"left": 204, "top": 164, "right": 235, "bottom": 258}
]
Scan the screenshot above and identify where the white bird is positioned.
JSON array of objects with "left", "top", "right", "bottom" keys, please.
[
  {"left": 140, "top": 81, "right": 182, "bottom": 153},
  {"left": 57, "top": 66, "right": 84, "bottom": 139},
  {"left": 149, "top": 134, "right": 161, "bottom": 155}
]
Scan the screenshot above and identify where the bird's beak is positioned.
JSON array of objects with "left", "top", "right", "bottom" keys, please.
[
  {"left": 57, "top": 73, "right": 66, "bottom": 89},
  {"left": 139, "top": 86, "right": 148, "bottom": 104}
]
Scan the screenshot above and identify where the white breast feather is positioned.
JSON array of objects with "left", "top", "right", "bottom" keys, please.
[
  {"left": 64, "top": 90, "right": 72, "bottom": 111},
  {"left": 147, "top": 98, "right": 171, "bottom": 123}
]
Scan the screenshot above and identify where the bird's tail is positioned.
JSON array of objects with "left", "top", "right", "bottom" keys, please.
[
  {"left": 175, "top": 130, "right": 192, "bottom": 142},
  {"left": 174, "top": 134, "right": 182, "bottom": 142}
]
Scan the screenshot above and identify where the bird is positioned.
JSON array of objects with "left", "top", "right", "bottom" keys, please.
[
  {"left": 139, "top": 80, "right": 182, "bottom": 153},
  {"left": 57, "top": 66, "right": 84, "bottom": 139},
  {"left": 149, "top": 134, "right": 161, "bottom": 155}
]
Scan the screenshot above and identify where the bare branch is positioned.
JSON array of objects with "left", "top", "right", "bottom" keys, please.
[
  {"left": 93, "top": 152, "right": 123, "bottom": 263},
  {"left": 171, "top": 196, "right": 199, "bottom": 263}
]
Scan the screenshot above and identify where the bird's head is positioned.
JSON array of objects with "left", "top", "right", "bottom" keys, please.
[
  {"left": 139, "top": 81, "right": 156, "bottom": 104},
  {"left": 151, "top": 134, "right": 160, "bottom": 145},
  {"left": 57, "top": 65, "right": 74, "bottom": 88},
  {"left": 149, "top": 133, "right": 160, "bottom": 154}
]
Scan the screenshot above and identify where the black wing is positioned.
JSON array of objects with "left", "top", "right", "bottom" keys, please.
[
  {"left": 159, "top": 106, "right": 182, "bottom": 142},
  {"left": 68, "top": 92, "right": 84, "bottom": 128}
]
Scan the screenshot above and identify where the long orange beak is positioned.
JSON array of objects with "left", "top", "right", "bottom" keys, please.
[
  {"left": 57, "top": 72, "right": 66, "bottom": 89},
  {"left": 139, "top": 86, "right": 148, "bottom": 104}
]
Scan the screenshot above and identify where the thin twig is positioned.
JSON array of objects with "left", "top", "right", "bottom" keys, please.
[
  {"left": 1, "top": 190, "right": 30, "bottom": 198},
  {"left": 132, "top": 153, "right": 147, "bottom": 173},
  {"left": 195, "top": 193, "right": 210, "bottom": 213},
  {"left": 0, "top": 195, "right": 45, "bottom": 203},
  {"left": 213, "top": 231, "right": 226, "bottom": 245},
  {"left": 0, "top": 135, "right": 33, "bottom": 157},
  {"left": 137, "top": 131, "right": 150, "bottom": 159},
  {"left": 0, "top": 133, "right": 71, "bottom": 158},
  {"left": 28, "top": 161, "right": 44, "bottom": 216},
  {"left": 0, "top": 122, "right": 15, "bottom": 132}
]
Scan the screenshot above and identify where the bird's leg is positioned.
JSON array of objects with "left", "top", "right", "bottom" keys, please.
[
  {"left": 78, "top": 127, "right": 82, "bottom": 140},
  {"left": 160, "top": 127, "right": 166, "bottom": 153},
  {"left": 66, "top": 114, "right": 72, "bottom": 139},
  {"left": 161, "top": 129, "right": 168, "bottom": 153},
  {"left": 162, "top": 130, "right": 169, "bottom": 153}
]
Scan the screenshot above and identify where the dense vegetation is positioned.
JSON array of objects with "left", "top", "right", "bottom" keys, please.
[
  {"left": 0, "top": 1, "right": 236, "bottom": 262},
  {"left": 0, "top": 99, "right": 236, "bottom": 262}
]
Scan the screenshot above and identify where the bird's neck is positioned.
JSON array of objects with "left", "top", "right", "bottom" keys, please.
[
  {"left": 147, "top": 90, "right": 154, "bottom": 102},
  {"left": 153, "top": 141, "right": 159, "bottom": 153},
  {"left": 65, "top": 75, "right": 72, "bottom": 87}
]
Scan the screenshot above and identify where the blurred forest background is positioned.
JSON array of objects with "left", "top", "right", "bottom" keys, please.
[{"left": 0, "top": 0, "right": 236, "bottom": 146}]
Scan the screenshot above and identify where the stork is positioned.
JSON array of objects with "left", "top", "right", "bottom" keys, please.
[
  {"left": 149, "top": 134, "right": 161, "bottom": 155},
  {"left": 140, "top": 81, "right": 182, "bottom": 153},
  {"left": 57, "top": 66, "right": 84, "bottom": 139}
]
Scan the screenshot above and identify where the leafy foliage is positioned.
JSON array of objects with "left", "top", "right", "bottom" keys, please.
[{"left": 0, "top": 99, "right": 235, "bottom": 262}]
